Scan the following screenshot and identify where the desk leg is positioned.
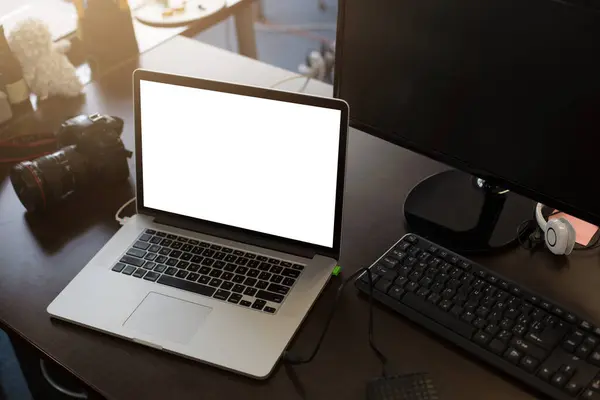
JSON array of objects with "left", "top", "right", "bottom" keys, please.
[{"left": 234, "top": 2, "right": 258, "bottom": 59}]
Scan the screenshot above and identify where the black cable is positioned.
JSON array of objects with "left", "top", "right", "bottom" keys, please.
[{"left": 283, "top": 266, "right": 388, "bottom": 376}]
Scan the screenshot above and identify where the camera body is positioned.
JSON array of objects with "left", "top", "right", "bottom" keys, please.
[{"left": 10, "top": 113, "right": 133, "bottom": 212}]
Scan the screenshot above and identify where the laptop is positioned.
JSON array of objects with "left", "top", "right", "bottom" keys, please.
[{"left": 47, "top": 69, "right": 349, "bottom": 379}]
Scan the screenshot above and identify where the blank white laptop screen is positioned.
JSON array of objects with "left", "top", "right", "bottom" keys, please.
[{"left": 139, "top": 80, "right": 342, "bottom": 248}]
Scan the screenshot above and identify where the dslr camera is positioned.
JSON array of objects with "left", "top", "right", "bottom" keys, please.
[{"left": 11, "top": 113, "right": 133, "bottom": 212}]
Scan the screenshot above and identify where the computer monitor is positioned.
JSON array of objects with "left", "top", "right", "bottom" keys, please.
[{"left": 334, "top": 0, "right": 600, "bottom": 252}]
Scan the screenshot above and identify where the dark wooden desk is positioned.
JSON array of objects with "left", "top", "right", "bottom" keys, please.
[{"left": 1, "top": 36, "right": 600, "bottom": 400}]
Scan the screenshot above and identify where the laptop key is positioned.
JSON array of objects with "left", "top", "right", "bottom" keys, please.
[
  {"left": 244, "top": 287, "right": 257, "bottom": 296},
  {"left": 133, "top": 241, "right": 150, "bottom": 250},
  {"left": 191, "top": 246, "right": 204, "bottom": 255},
  {"left": 202, "top": 258, "right": 215, "bottom": 266},
  {"left": 177, "top": 261, "right": 189, "bottom": 269},
  {"left": 232, "top": 284, "right": 245, "bottom": 293},
  {"left": 150, "top": 236, "right": 162, "bottom": 244},
  {"left": 170, "top": 241, "right": 183, "bottom": 250},
  {"left": 166, "top": 234, "right": 177, "bottom": 240},
  {"left": 248, "top": 260, "right": 260, "bottom": 268},
  {"left": 148, "top": 244, "right": 161, "bottom": 253},
  {"left": 214, "top": 252, "right": 226, "bottom": 260},
  {"left": 202, "top": 249, "right": 216, "bottom": 258},
  {"left": 199, "top": 242, "right": 210, "bottom": 248},
  {"left": 210, "top": 244, "right": 222, "bottom": 250},
  {"left": 221, "top": 282, "right": 234, "bottom": 290},
  {"left": 222, "top": 272, "right": 234, "bottom": 281},
  {"left": 157, "top": 275, "right": 216, "bottom": 297},
  {"left": 213, "top": 261, "right": 226, "bottom": 269},
  {"left": 257, "top": 255, "right": 268, "bottom": 261},
  {"left": 198, "top": 275, "right": 210, "bottom": 284},
  {"left": 165, "top": 267, "right": 177, "bottom": 276},
  {"left": 181, "top": 253, "right": 192, "bottom": 261},
  {"left": 166, "top": 258, "right": 178, "bottom": 266},
  {"left": 292, "top": 264, "right": 304, "bottom": 271},
  {"left": 281, "top": 261, "right": 292, "bottom": 267},
  {"left": 127, "top": 248, "right": 146, "bottom": 258},
  {"left": 209, "top": 278, "right": 223, "bottom": 287},
  {"left": 143, "top": 262, "right": 156, "bottom": 270},
  {"left": 245, "top": 253, "right": 256, "bottom": 259},
  {"left": 187, "top": 264, "right": 200, "bottom": 272},
  {"left": 159, "top": 247, "right": 171, "bottom": 256},
  {"left": 247, "top": 269, "right": 260, "bottom": 278},
  {"left": 177, "top": 237, "right": 188, "bottom": 243},
  {"left": 210, "top": 270, "right": 222, "bottom": 278},
  {"left": 282, "top": 277, "right": 296, "bottom": 287},
  {"left": 155, "top": 231, "right": 166, "bottom": 237},
  {"left": 256, "top": 280, "right": 269, "bottom": 290},
  {"left": 245, "top": 278, "right": 257, "bottom": 287},
  {"left": 228, "top": 293, "right": 242, "bottom": 304},
  {"left": 256, "top": 290, "right": 284, "bottom": 303},
  {"left": 112, "top": 263, "right": 126, "bottom": 272},
  {"left": 144, "top": 253, "right": 157, "bottom": 261},
  {"left": 240, "top": 300, "right": 252, "bottom": 307},
  {"left": 161, "top": 239, "right": 173, "bottom": 246},
  {"left": 182, "top": 244, "right": 193, "bottom": 252},
  {"left": 188, "top": 239, "right": 199, "bottom": 245},
  {"left": 264, "top": 306, "right": 276, "bottom": 313},
  {"left": 122, "top": 265, "right": 136, "bottom": 275},
  {"left": 232, "top": 275, "right": 245, "bottom": 283},
  {"left": 145, "top": 229, "right": 156, "bottom": 235},
  {"left": 267, "top": 284, "right": 290, "bottom": 296},
  {"left": 234, "top": 250, "right": 245, "bottom": 256},
  {"left": 270, "top": 275, "right": 283, "bottom": 284},
  {"left": 144, "top": 271, "right": 160, "bottom": 282},
  {"left": 252, "top": 299, "right": 266, "bottom": 310},
  {"left": 236, "top": 266, "right": 248, "bottom": 275},
  {"left": 176, "top": 270, "right": 188, "bottom": 279},
  {"left": 258, "top": 272, "right": 272, "bottom": 280},
  {"left": 170, "top": 250, "right": 182, "bottom": 258},
  {"left": 187, "top": 273, "right": 200, "bottom": 281},
  {"left": 133, "top": 268, "right": 146, "bottom": 278},
  {"left": 236, "top": 258, "right": 249, "bottom": 266},
  {"left": 156, "top": 255, "right": 168, "bottom": 263},
  {"left": 154, "top": 264, "right": 166, "bottom": 273},
  {"left": 270, "top": 265, "right": 283, "bottom": 274},
  {"left": 121, "top": 255, "right": 145, "bottom": 267},
  {"left": 222, "top": 247, "right": 233, "bottom": 253},
  {"left": 225, "top": 255, "right": 237, "bottom": 263},
  {"left": 281, "top": 268, "right": 301, "bottom": 278},
  {"left": 213, "top": 290, "right": 230, "bottom": 301},
  {"left": 269, "top": 258, "right": 280, "bottom": 265},
  {"left": 191, "top": 255, "right": 203, "bottom": 263},
  {"left": 199, "top": 266, "right": 211, "bottom": 275},
  {"left": 224, "top": 263, "right": 237, "bottom": 272},
  {"left": 258, "top": 262, "right": 271, "bottom": 271}
]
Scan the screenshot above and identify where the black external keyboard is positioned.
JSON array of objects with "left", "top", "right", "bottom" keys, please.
[
  {"left": 112, "top": 229, "right": 305, "bottom": 314},
  {"left": 356, "top": 234, "right": 600, "bottom": 400}
]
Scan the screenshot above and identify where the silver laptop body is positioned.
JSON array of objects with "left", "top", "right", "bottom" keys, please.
[{"left": 48, "top": 69, "right": 349, "bottom": 379}]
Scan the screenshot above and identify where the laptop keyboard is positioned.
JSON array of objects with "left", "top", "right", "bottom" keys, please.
[{"left": 111, "top": 229, "right": 305, "bottom": 314}]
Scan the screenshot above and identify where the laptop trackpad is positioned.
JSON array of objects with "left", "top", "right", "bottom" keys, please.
[{"left": 124, "top": 292, "right": 212, "bottom": 345}]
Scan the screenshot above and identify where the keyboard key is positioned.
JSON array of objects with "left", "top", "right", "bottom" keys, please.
[
  {"left": 564, "top": 382, "right": 581, "bottom": 396},
  {"left": 209, "top": 278, "right": 223, "bottom": 287},
  {"left": 245, "top": 277, "right": 258, "bottom": 287},
  {"left": 228, "top": 293, "right": 242, "bottom": 304},
  {"left": 182, "top": 244, "right": 193, "bottom": 252},
  {"left": 133, "top": 241, "right": 150, "bottom": 250},
  {"left": 187, "top": 264, "right": 200, "bottom": 272},
  {"left": 213, "top": 290, "right": 230, "bottom": 301},
  {"left": 170, "top": 242, "right": 182, "bottom": 250},
  {"left": 214, "top": 252, "right": 226, "bottom": 260},
  {"left": 166, "top": 258, "right": 178, "bottom": 266},
  {"left": 165, "top": 267, "right": 177, "bottom": 276},
  {"left": 551, "top": 373, "right": 567, "bottom": 388},
  {"left": 473, "top": 331, "right": 491, "bottom": 346},
  {"left": 375, "top": 279, "right": 393, "bottom": 293},
  {"left": 232, "top": 284, "right": 245, "bottom": 293},
  {"left": 191, "top": 255, "right": 203, "bottom": 264},
  {"left": 161, "top": 239, "right": 173, "bottom": 247},
  {"left": 187, "top": 272, "right": 200, "bottom": 281},
  {"left": 209, "top": 269, "right": 223, "bottom": 278},
  {"left": 236, "top": 266, "right": 249, "bottom": 275},
  {"left": 156, "top": 255, "right": 168, "bottom": 264},
  {"left": 389, "top": 286, "right": 405, "bottom": 300},
  {"left": 292, "top": 264, "right": 304, "bottom": 270},
  {"left": 509, "top": 337, "right": 547, "bottom": 360},
  {"left": 503, "top": 348, "right": 522, "bottom": 364},
  {"left": 112, "top": 263, "right": 126, "bottom": 272},
  {"left": 244, "top": 287, "right": 257, "bottom": 296},
  {"left": 181, "top": 253, "right": 192, "bottom": 261},
  {"left": 225, "top": 263, "right": 238, "bottom": 272},
  {"left": 202, "top": 258, "right": 215, "bottom": 266},
  {"left": 120, "top": 255, "right": 145, "bottom": 267},
  {"left": 264, "top": 307, "right": 276, "bottom": 313},
  {"left": 143, "top": 262, "right": 156, "bottom": 270},
  {"left": 144, "top": 253, "right": 157, "bottom": 261},
  {"left": 282, "top": 277, "right": 296, "bottom": 287},
  {"left": 198, "top": 275, "right": 210, "bottom": 284},
  {"left": 203, "top": 249, "right": 216, "bottom": 258},
  {"left": 145, "top": 229, "right": 156, "bottom": 235},
  {"left": 269, "top": 265, "right": 283, "bottom": 274},
  {"left": 519, "top": 356, "right": 539, "bottom": 373},
  {"left": 222, "top": 272, "right": 234, "bottom": 281},
  {"left": 157, "top": 275, "right": 216, "bottom": 297},
  {"left": 176, "top": 270, "right": 188, "bottom": 279},
  {"left": 143, "top": 271, "right": 159, "bottom": 282},
  {"left": 267, "top": 283, "right": 290, "bottom": 295},
  {"left": 559, "top": 364, "right": 576, "bottom": 377},
  {"left": 159, "top": 247, "right": 171, "bottom": 256},
  {"left": 248, "top": 260, "right": 260, "bottom": 268},
  {"left": 232, "top": 274, "right": 245, "bottom": 284},
  {"left": 252, "top": 299, "right": 266, "bottom": 310},
  {"left": 213, "top": 261, "right": 226, "bottom": 269},
  {"left": 177, "top": 261, "right": 189, "bottom": 269},
  {"left": 150, "top": 236, "right": 162, "bottom": 244},
  {"left": 233, "top": 250, "right": 244, "bottom": 256},
  {"left": 221, "top": 281, "right": 234, "bottom": 290},
  {"left": 247, "top": 269, "right": 260, "bottom": 278},
  {"left": 488, "top": 339, "right": 506, "bottom": 355},
  {"left": 122, "top": 265, "right": 136, "bottom": 275},
  {"left": 258, "top": 272, "right": 272, "bottom": 281},
  {"left": 256, "top": 290, "right": 284, "bottom": 303},
  {"left": 155, "top": 232, "right": 166, "bottom": 237},
  {"left": 166, "top": 234, "right": 178, "bottom": 240},
  {"left": 133, "top": 268, "right": 146, "bottom": 278},
  {"left": 240, "top": 300, "right": 252, "bottom": 307},
  {"left": 537, "top": 366, "right": 553, "bottom": 381},
  {"left": 281, "top": 268, "right": 300, "bottom": 278}
]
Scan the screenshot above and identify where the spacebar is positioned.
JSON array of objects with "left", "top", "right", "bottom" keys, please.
[
  {"left": 157, "top": 275, "right": 216, "bottom": 297},
  {"left": 401, "top": 292, "right": 475, "bottom": 339}
]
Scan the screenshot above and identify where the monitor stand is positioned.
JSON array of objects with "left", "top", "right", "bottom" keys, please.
[{"left": 403, "top": 170, "right": 535, "bottom": 254}]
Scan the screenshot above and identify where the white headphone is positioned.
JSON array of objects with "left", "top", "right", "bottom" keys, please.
[{"left": 535, "top": 203, "right": 576, "bottom": 255}]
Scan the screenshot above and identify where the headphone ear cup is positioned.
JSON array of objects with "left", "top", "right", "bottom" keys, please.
[
  {"left": 545, "top": 219, "right": 567, "bottom": 255},
  {"left": 560, "top": 217, "right": 576, "bottom": 255}
]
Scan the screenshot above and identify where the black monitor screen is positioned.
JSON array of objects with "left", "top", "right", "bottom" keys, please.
[{"left": 335, "top": 0, "right": 600, "bottom": 225}]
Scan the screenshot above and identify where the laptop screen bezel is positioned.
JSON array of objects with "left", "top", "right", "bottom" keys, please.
[{"left": 133, "top": 69, "right": 348, "bottom": 260}]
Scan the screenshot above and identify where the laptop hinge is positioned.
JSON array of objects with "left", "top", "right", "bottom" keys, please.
[{"left": 153, "top": 213, "right": 320, "bottom": 260}]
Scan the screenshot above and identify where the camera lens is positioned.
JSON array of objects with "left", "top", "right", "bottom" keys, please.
[{"left": 10, "top": 146, "right": 89, "bottom": 212}]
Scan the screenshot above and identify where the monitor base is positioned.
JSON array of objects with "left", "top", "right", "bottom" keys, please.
[{"left": 404, "top": 170, "right": 535, "bottom": 254}]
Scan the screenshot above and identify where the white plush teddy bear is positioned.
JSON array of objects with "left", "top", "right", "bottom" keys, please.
[{"left": 7, "top": 18, "right": 83, "bottom": 100}]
